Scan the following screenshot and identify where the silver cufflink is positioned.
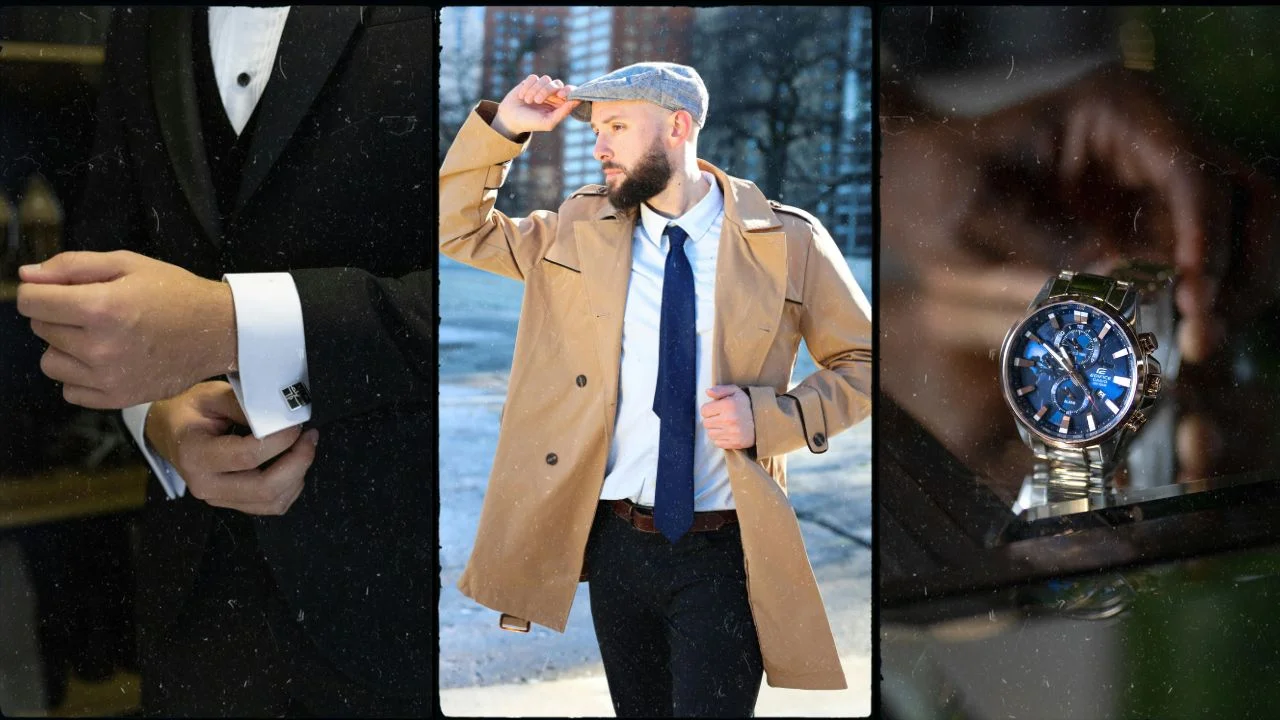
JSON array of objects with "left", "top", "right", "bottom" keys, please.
[{"left": 281, "top": 382, "right": 311, "bottom": 411}]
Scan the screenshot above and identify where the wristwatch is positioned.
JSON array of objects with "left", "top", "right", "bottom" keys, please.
[{"left": 999, "top": 264, "right": 1174, "bottom": 491}]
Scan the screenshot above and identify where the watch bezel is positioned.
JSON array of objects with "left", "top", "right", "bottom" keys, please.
[{"left": 999, "top": 298, "right": 1150, "bottom": 450}]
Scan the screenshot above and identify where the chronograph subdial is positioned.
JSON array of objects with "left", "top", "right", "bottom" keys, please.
[
  {"left": 1050, "top": 376, "right": 1092, "bottom": 416},
  {"left": 1058, "top": 326, "right": 1101, "bottom": 368}
]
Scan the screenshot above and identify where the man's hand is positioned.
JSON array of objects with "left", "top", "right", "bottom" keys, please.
[
  {"left": 16, "top": 250, "right": 238, "bottom": 409},
  {"left": 491, "top": 74, "right": 581, "bottom": 140},
  {"left": 700, "top": 385, "right": 756, "bottom": 450},
  {"left": 147, "top": 382, "right": 317, "bottom": 516}
]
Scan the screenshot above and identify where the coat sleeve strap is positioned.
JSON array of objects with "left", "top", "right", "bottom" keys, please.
[{"left": 498, "top": 613, "right": 531, "bottom": 633}]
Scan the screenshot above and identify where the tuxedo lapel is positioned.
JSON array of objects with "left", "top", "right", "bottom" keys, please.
[
  {"left": 236, "top": 6, "right": 362, "bottom": 209},
  {"left": 149, "top": 6, "right": 222, "bottom": 245}
]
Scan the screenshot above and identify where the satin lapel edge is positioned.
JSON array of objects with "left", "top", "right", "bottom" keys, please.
[
  {"left": 235, "top": 6, "right": 362, "bottom": 209},
  {"left": 149, "top": 7, "right": 221, "bottom": 245}
]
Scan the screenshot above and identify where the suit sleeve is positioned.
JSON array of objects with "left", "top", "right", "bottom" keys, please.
[
  {"left": 438, "top": 100, "right": 562, "bottom": 281},
  {"left": 747, "top": 219, "right": 873, "bottom": 457},
  {"left": 283, "top": 259, "right": 435, "bottom": 429}
]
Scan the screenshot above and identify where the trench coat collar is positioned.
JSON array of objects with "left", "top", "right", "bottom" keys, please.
[{"left": 574, "top": 159, "right": 788, "bottom": 433}]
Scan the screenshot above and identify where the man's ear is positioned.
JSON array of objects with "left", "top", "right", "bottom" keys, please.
[{"left": 669, "top": 109, "right": 696, "bottom": 146}]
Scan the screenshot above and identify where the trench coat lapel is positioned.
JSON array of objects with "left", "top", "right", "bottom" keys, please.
[
  {"left": 149, "top": 7, "right": 222, "bottom": 245},
  {"left": 705, "top": 161, "right": 788, "bottom": 386},
  {"left": 236, "top": 6, "right": 361, "bottom": 209},
  {"left": 574, "top": 204, "right": 635, "bottom": 435}
]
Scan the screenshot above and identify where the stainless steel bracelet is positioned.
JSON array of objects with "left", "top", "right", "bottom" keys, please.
[{"left": 1039, "top": 270, "right": 1139, "bottom": 318}]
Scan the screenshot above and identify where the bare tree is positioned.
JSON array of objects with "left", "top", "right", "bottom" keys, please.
[{"left": 693, "top": 6, "right": 869, "bottom": 248}]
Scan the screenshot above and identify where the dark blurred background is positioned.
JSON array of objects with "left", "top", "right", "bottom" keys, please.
[
  {"left": 880, "top": 7, "right": 1280, "bottom": 720},
  {"left": 882, "top": 6, "right": 1280, "bottom": 173},
  {"left": 1, "top": 7, "right": 144, "bottom": 716}
]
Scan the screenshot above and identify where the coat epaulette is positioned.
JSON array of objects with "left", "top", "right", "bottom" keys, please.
[
  {"left": 767, "top": 199, "right": 824, "bottom": 232},
  {"left": 568, "top": 184, "right": 608, "bottom": 198}
]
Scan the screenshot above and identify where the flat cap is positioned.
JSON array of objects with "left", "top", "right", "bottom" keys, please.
[{"left": 567, "top": 61, "right": 708, "bottom": 127}]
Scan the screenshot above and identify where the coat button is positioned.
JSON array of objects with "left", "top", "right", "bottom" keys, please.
[
  {"left": 237, "top": 72, "right": 251, "bottom": 87},
  {"left": 576, "top": 374, "right": 587, "bottom": 387},
  {"left": 545, "top": 453, "right": 558, "bottom": 465},
  {"left": 812, "top": 433, "right": 826, "bottom": 447}
]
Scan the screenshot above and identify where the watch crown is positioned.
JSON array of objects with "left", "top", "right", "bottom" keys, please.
[
  {"left": 1145, "top": 374, "right": 1162, "bottom": 397},
  {"left": 1125, "top": 410, "right": 1149, "bottom": 434},
  {"left": 1138, "top": 332, "right": 1158, "bottom": 354}
]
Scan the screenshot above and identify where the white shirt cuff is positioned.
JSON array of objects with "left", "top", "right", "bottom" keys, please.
[
  {"left": 223, "top": 272, "right": 312, "bottom": 439},
  {"left": 121, "top": 403, "right": 187, "bottom": 499}
]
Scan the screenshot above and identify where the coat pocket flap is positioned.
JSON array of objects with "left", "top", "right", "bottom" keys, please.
[{"left": 543, "top": 238, "right": 581, "bottom": 272}]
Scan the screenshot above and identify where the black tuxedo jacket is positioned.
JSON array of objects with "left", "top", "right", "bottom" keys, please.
[{"left": 70, "top": 6, "right": 437, "bottom": 699}]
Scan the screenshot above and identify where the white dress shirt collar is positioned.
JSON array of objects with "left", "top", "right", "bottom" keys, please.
[
  {"left": 208, "top": 6, "right": 292, "bottom": 136},
  {"left": 638, "top": 171, "right": 724, "bottom": 250}
]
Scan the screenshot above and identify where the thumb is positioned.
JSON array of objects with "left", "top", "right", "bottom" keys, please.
[
  {"left": 198, "top": 383, "right": 251, "bottom": 427},
  {"left": 705, "top": 385, "right": 739, "bottom": 401},
  {"left": 19, "top": 250, "right": 134, "bottom": 285}
]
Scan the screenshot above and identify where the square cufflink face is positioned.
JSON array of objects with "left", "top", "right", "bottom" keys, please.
[{"left": 282, "top": 382, "right": 311, "bottom": 411}]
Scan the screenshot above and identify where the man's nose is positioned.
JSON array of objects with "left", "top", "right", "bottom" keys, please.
[{"left": 593, "top": 135, "right": 610, "bottom": 162}]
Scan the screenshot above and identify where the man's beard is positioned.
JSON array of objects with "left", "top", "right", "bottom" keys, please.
[{"left": 604, "top": 139, "right": 674, "bottom": 211}]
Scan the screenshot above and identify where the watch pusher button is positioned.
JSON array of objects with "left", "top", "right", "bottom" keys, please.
[
  {"left": 1124, "top": 411, "right": 1148, "bottom": 434},
  {"left": 1138, "top": 332, "right": 1158, "bottom": 354},
  {"left": 1144, "top": 374, "right": 1162, "bottom": 397}
]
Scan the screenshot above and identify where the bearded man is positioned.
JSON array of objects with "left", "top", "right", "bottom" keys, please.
[{"left": 439, "top": 62, "right": 872, "bottom": 718}]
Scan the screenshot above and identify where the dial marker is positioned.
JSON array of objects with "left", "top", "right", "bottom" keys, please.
[
  {"left": 1098, "top": 323, "right": 1111, "bottom": 340},
  {"left": 1034, "top": 405, "right": 1049, "bottom": 421},
  {"left": 1049, "top": 313, "right": 1060, "bottom": 330},
  {"left": 1074, "top": 310, "right": 1089, "bottom": 325},
  {"left": 1112, "top": 348, "right": 1130, "bottom": 359},
  {"left": 1014, "top": 358, "right": 1035, "bottom": 368},
  {"left": 1058, "top": 415, "right": 1071, "bottom": 434},
  {"left": 1016, "top": 384, "right": 1036, "bottom": 397},
  {"left": 1105, "top": 398, "right": 1120, "bottom": 414},
  {"left": 1086, "top": 413, "right": 1096, "bottom": 432},
  {"left": 1112, "top": 376, "right": 1132, "bottom": 388}
]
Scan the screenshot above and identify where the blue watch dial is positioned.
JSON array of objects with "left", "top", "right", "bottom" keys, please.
[{"left": 1004, "top": 301, "right": 1138, "bottom": 442}]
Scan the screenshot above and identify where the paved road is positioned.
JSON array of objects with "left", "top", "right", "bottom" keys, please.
[{"left": 438, "top": 259, "right": 872, "bottom": 716}]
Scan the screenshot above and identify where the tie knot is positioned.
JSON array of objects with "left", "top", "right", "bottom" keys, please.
[{"left": 666, "top": 224, "right": 689, "bottom": 247}]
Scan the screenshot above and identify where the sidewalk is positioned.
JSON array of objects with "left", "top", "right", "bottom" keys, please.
[{"left": 439, "top": 654, "right": 870, "bottom": 717}]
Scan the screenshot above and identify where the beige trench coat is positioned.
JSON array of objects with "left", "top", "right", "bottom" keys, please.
[{"left": 439, "top": 101, "right": 872, "bottom": 690}]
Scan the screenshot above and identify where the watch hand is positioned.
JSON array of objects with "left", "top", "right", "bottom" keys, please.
[{"left": 1043, "top": 343, "right": 1095, "bottom": 409}]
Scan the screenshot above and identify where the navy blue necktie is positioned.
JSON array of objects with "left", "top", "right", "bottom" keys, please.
[{"left": 653, "top": 224, "right": 696, "bottom": 543}]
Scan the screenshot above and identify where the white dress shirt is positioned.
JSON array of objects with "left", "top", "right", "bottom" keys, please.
[
  {"left": 121, "top": 7, "right": 312, "bottom": 499},
  {"left": 207, "top": 6, "right": 290, "bottom": 135},
  {"left": 598, "top": 172, "right": 735, "bottom": 511}
]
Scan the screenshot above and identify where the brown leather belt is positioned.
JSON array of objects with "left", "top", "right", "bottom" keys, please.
[{"left": 608, "top": 498, "right": 737, "bottom": 534}]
